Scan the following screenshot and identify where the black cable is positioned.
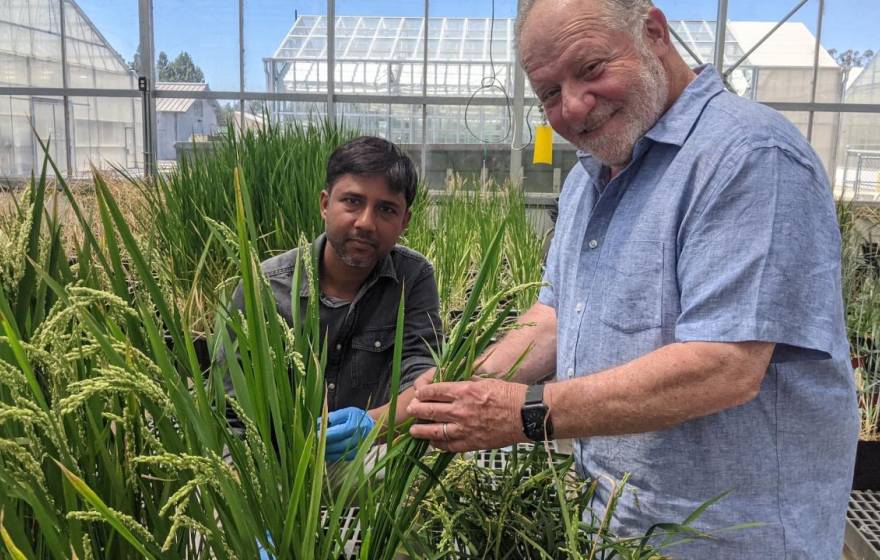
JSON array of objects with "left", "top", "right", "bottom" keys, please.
[{"left": 463, "top": 0, "right": 514, "bottom": 146}]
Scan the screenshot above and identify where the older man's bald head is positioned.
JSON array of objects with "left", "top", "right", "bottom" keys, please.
[{"left": 515, "top": 0, "right": 654, "bottom": 50}]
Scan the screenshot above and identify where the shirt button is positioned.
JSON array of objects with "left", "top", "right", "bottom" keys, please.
[
  {"left": 335, "top": 343, "right": 342, "bottom": 351},
  {"left": 575, "top": 302, "right": 584, "bottom": 313},
  {"left": 374, "top": 340, "right": 382, "bottom": 349},
  {"left": 588, "top": 239, "right": 598, "bottom": 249},
  {"left": 328, "top": 382, "right": 336, "bottom": 390},
  {"left": 566, "top": 367, "right": 574, "bottom": 376}
]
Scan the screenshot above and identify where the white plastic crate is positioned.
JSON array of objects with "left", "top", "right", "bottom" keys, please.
[{"left": 846, "top": 491, "right": 880, "bottom": 559}]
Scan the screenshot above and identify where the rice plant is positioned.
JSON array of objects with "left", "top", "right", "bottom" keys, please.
[
  {"left": 410, "top": 444, "right": 729, "bottom": 560},
  {"left": 127, "top": 118, "right": 356, "bottom": 330},
  {"left": 0, "top": 145, "right": 369, "bottom": 558},
  {"left": 405, "top": 177, "right": 546, "bottom": 327},
  {"left": 839, "top": 203, "right": 880, "bottom": 439},
  {"left": 0, "top": 142, "right": 731, "bottom": 559},
  {"left": 0, "top": 145, "right": 537, "bottom": 559}
]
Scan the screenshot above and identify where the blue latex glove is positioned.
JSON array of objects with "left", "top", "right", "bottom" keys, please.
[
  {"left": 318, "top": 407, "right": 375, "bottom": 462},
  {"left": 257, "top": 532, "right": 273, "bottom": 559}
]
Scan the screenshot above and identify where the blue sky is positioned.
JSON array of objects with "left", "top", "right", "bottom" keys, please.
[{"left": 79, "top": 0, "right": 879, "bottom": 92}]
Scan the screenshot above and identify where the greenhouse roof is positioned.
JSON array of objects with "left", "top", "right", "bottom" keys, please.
[
  {"left": 155, "top": 82, "right": 209, "bottom": 112},
  {"left": 0, "top": 0, "right": 135, "bottom": 87},
  {"left": 726, "top": 21, "right": 837, "bottom": 68},
  {"left": 853, "top": 53, "right": 880, "bottom": 88},
  {"left": 847, "top": 52, "right": 880, "bottom": 103},
  {"left": 272, "top": 15, "right": 515, "bottom": 62},
  {"left": 268, "top": 16, "right": 771, "bottom": 96},
  {"left": 269, "top": 15, "right": 833, "bottom": 70}
]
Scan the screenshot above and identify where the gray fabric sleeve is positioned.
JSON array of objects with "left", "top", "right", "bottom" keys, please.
[{"left": 398, "top": 263, "right": 442, "bottom": 390}]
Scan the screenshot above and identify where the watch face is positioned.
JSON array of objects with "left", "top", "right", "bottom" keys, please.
[{"left": 521, "top": 405, "right": 547, "bottom": 441}]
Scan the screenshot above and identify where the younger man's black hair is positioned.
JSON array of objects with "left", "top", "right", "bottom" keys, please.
[{"left": 325, "top": 136, "right": 419, "bottom": 208}]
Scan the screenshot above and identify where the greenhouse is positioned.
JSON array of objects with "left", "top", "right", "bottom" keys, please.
[
  {"left": 0, "top": 0, "right": 879, "bottom": 559},
  {"left": 0, "top": 0, "right": 142, "bottom": 178}
]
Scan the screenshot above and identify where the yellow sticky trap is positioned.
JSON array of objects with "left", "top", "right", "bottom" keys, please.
[{"left": 533, "top": 124, "right": 553, "bottom": 165}]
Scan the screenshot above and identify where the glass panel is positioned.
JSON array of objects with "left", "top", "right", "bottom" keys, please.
[
  {"left": 64, "top": 1, "right": 138, "bottom": 89},
  {"left": 329, "top": 12, "right": 427, "bottom": 97},
  {"left": 31, "top": 96, "right": 67, "bottom": 172},
  {"left": 338, "top": 102, "right": 422, "bottom": 147},
  {"left": 427, "top": 4, "right": 515, "bottom": 96},
  {"left": 70, "top": 96, "right": 142, "bottom": 174},
  {"left": 260, "top": 1, "right": 328, "bottom": 94},
  {"left": 0, "top": 95, "right": 69, "bottom": 179},
  {"left": 0, "top": 95, "right": 34, "bottom": 179},
  {"left": 369, "top": 37, "right": 394, "bottom": 58},
  {"left": 0, "top": 0, "right": 63, "bottom": 87},
  {"left": 721, "top": 0, "right": 839, "bottom": 102},
  {"left": 423, "top": 104, "right": 507, "bottom": 187},
  {"left": 835, "top": 112, "right": 880, "bottom": 200},
  {"left": 270, "top": 99, "right": 328, "bottom": 127}
]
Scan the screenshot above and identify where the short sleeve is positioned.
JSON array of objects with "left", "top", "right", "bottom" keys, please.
[
  {"left": 538, "top": 233, "right": 559, "bottom": 309},
  {"left": 674, "top": 146, "right": 843, "bottom": 362}
]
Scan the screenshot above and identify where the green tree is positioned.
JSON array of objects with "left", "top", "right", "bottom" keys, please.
[
  {"left": 128, "top": 44, "right": 143, "bottom": 75},
  {"left": 157, "top": 51, "right": 205, "bottom": 83},
  {"left": 829, "top": 48, "right": 876, "bottom": 99},
  {"left": 128, "top": 49, "right": 206, "bottom": 83},
  {"left": 829, "top": 48, "right": 876, "bottom": 71},
  {"left": 156, "top": 51, "right": 169, "bottom": 77}
]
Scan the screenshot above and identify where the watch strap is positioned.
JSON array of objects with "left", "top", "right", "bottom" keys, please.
[
  {"left": 525, "top": 383, "right": 544, "bottom": 406},
  {"left": 521, "top": 384, "right": 554, "bottom": 441}
]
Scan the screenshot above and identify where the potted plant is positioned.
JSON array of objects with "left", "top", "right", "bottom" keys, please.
[{"left": 840, "top": 203, "right": 880, "bottom": 490}]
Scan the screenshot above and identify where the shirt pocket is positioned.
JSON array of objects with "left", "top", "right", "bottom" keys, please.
[
  {"left": 350, "top": 326, "right": 396, "bottom": 388},
  {"left": 598, "top": 241, "right": 664, "bottom": 333}
]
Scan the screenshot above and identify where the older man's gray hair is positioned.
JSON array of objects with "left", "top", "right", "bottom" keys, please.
[{"left": 515, "top": 0, "right": 654, "bottom": 48}]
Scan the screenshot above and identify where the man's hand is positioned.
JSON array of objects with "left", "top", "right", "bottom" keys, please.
[
  {"left": 412, "top": 367, "right": 437, "bottom": 393},
  {"left": 407, "top": 378, "right": 529, "bottom": 452},
  {"left": 319, "top": 407, "right": 375, "bottom": 461}
]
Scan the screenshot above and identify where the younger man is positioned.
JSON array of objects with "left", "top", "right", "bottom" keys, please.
[{"left": 226, "top": 136, "right": 441, "bottom": 460}]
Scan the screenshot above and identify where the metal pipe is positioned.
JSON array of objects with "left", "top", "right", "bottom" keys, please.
[
  {"left": 239, "top": 0, "right": 245, "bottom": 130},
  {"left": 723, "top": 0, "right": 809, "bottom": 77},
  {"left": 713, "top": 0, "right": 729, "bottom": 73},
  {"left": 58, "top": 0, "right": 74, "bottom": 177},
  {"left": 668, "top": 24, "right": 703, "bottom": 66},
  {"left": 326, "top": 0, "right": 335, "bottom": 121},
  {"left": 5, "top": 88, "right": 880, "bottom": 115},
  {"left": 806, "top": 0, "right": 825, "bottom": 144},
  {"left": 421, "top": 0, "right": 429, "bottom": 173},
  {"left": 138, "top": 0, "right": 157, "bottom": 176}
]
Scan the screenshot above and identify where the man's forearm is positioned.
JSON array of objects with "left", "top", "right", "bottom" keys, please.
[
  {"left": 545, "top": 340, "right": 774, "bottom": 439},
  {"left": 407, "top": 340, "right": 775, "bottom": 452},
  {"left": 368, "top": 386, "right": 417, "bottom": 427},
  {"left": 477, "top": 301, "right": 558, "bottom": 384}
]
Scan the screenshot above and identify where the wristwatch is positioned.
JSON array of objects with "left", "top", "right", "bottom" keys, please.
[{"left": 521, "top": 384, "right": 554, "bottom": 442}]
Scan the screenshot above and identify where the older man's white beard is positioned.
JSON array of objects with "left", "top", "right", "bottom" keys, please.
[{"left": 575, "top": 53, "right": 669, "bottom": 167}]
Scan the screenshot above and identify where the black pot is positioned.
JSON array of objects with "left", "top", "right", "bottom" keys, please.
[{"left": 852, "top": 439, "right": 880, "bottom": 490}]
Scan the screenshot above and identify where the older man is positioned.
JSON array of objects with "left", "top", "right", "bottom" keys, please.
[{"left": 407, "top": 1, "right": 858, "bottom": 558}]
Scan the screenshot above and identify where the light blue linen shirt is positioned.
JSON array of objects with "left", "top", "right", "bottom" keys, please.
[{"left": 539, "top": 66, "right": 858, "bottom": 559}]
